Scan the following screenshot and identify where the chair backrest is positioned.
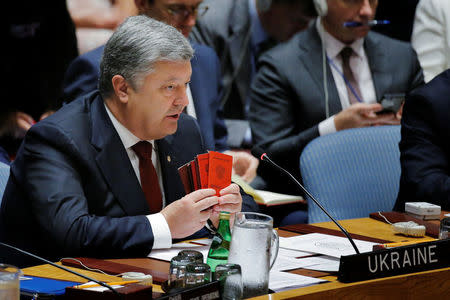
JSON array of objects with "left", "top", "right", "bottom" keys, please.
[
  {"left": 300, "top": 125, "right": 401, "bottom": 223},
  {"left": 0, "top": 163, "right": 10, "bottom": 203}
]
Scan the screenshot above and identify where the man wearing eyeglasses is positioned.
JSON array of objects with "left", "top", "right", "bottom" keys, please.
[{"left": 62, "top": 0, "right": 259, "bottom": 183}]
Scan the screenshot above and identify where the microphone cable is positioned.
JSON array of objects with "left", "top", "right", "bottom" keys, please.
[{"left": 0, "top": 242, "right": 123, "bottom": 299}]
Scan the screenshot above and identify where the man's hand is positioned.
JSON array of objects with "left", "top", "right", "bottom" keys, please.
[
  {"left": 0, "top": 111, "right": 36, "bottom": 138},
  {"left": 161, "top": 188, "right": 218, "bottom": 239},
  {"left": 334, "top": 103, "right": 400, "bottom": 131},
  {"left": 210, "top": 183, "right": 243, "bottom": 227},
  {"left": 224, "top": 150, "right": 259, "bottom": 183},
  {"left": 40, "top": 110, "right": 55, "bottom": 121}
]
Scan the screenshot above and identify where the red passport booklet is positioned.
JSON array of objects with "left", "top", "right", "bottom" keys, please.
[
  {"left": 207, "top": 151, "right": 233, "bottom": 196},
  {"left": 177, "top": 151, "right": 233, "bottom": 195}
]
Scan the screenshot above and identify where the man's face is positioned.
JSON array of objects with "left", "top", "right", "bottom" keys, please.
[
  {"left": 323, "top": 0, "right": 378, "bottom": 44},
  {"left": 124, "top": 60, "right": 192, "bottom": 140},
  {"left": 138, "top": 0, "right": 203, "bottom": 37}
]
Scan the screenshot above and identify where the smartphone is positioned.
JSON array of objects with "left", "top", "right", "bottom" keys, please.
[{"left": 376, "top": 93, "right": 405, "bottom": 115}]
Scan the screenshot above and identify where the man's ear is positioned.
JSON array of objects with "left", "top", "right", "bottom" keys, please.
[{"left": 111, "top": 75, "right": 129, "bottom": 104}]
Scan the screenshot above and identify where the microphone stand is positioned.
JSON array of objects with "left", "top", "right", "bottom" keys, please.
[{"left": 256, "top": 151, "right": 360, "bottom": 254}]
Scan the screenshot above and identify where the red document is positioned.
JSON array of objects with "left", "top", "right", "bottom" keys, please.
[
  {"left": 207, "top": 151, "right": 233, "bottom": 195},
  {"left": 196, "top": 153, "right": 210, "bottom": 189}
]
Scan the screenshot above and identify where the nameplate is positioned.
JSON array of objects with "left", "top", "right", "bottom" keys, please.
[
  {"left": 158, "top": 281, "right": 220, "bottom": 300},
  {"left": 338, "top": 239, "right": 450, "bottom": 283}
]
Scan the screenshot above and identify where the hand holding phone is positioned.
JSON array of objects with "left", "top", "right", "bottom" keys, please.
[{"left": 376, "top": 93, "right": 405, "bottom": 115}]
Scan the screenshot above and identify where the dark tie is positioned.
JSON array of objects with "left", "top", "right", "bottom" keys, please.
[
  {"left": 132, "top": 141, "right": 162, "bottom": 213},
  {"left": 340, "top": 47, "right": 362, "bottom": 104}
]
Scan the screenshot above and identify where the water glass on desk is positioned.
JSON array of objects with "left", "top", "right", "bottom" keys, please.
[
  {"left": 215, "top": 264, "right": 243, "bottom": 300},
  {"left": 169, "top": 255, "right": 193, "bottom": 288},
  {"left": 178, "top": 249, "right": 204, "bottom": 263},
  {"left": 185, "top": 263, "right": 211, "bottom": 288},
  {"left": 0, "top": 264, "right": 21, "bottom": 300}
]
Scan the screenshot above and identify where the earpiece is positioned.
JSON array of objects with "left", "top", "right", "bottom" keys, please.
[{"left": 313, "top": 0, "right": 328, "bottom": 17}]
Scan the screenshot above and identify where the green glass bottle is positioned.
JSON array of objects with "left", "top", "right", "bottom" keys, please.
[{"left": 206, "top": 212, "right": 231, "bottom": 273}]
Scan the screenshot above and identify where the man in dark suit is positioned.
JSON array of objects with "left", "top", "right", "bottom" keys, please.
[
  {"left": 0, "top": 16, "right": 258, "bottom": 267},
  {"left": 249, "top": 0, "right": 423, "bottom": 196},
  {"left": 63, "top": 0, "right": 259, "bottom": 183},
  {"left": 190, "top": 0, "right": 317, "bottom": 148},
  {"left": 395, "top": 70, "right": 450, "bottom": 211}
]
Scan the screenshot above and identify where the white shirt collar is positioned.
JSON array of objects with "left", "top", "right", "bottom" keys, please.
[
  {"left": 316, "top": 18, "right": 365, "bottom": 60},
  {"left": 104, "top": 102, "right": 155, "bottom": 150}
]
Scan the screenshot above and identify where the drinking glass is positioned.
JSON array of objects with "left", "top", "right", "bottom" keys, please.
[
  {"left": 184, "top": 263, "right": 211, "bottom": 288},
  {"left": 0, "top": 264, "right": 21, "bottom": 300},
  {"left": 178, "top": 250, "right": 204, "bottom": 263},
  {"left": 169, "top": 255, "right": 193, "bottom": 289},
  {"left": 215, "top": 263, "right": 243, "bottom": 300}
]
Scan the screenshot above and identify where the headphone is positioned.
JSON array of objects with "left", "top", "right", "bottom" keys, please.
[
  {"left": 313, "top": 0, "right": 328, "bottom": 17},
  {"left": 258, "top": 0, "right": 328, "bottom": 16}
]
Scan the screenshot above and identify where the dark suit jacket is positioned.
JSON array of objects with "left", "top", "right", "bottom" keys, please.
[
  {"left": 249, "top": 25, "right": 424, "bottom": 194},
  {"left": 62, "top": 43, "right": 228, "bottom": 152},
  {"left": 190, "top": 0, "right": 252, "bottom": 120},
  {"left": 395, "top": 70, "right": 450, "bottom": 211},
  {"left": 0, "top": 92, "right": 258, "bottom": 267}
]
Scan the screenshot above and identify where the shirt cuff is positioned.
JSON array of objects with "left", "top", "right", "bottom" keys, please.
[
  {"left": 147, "top": 213, "right": 172, "bottom": 250},
  {"left": 318, "top": 116, "right": 337, "bottom": 136}
]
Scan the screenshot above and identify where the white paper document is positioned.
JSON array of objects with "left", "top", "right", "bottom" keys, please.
[
  {"left": 297, "top": 256, "right": 340, "bottom": 272},
  {"left": 280, "top": 233, "right": 376, "bottom": 258},
  {"left": 269, "top": 271, "right": 326, "bottom": 292}
]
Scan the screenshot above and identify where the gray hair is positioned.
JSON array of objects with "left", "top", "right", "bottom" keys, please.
[{"left": 99, "top": 15, "right": 194, "bottom": 98}]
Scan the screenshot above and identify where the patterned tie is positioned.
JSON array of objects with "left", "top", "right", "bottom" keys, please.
[
  {"left": 132, "top": 141, "right": 162, "bottom": 213},
  {"left": 340, "top": 47, "right": 362, "bottom": 104}
]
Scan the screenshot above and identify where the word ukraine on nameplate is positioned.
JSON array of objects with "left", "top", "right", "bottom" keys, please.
[{"left": 338, "top": 239, "right": 450, "bottom": 283}]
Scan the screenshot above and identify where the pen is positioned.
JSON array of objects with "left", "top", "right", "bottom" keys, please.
[
  {"left": 344, "top": 20, "right": 390, "bottom": 27},
  {"left": 373, "top": 240, "right": 425, "bottom": 250},
  {"left": 75, "top": 279, "right": 141, "bottom": 289}
]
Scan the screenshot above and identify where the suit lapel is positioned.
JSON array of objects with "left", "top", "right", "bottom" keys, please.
[
  {"left": 299, "top": 26, "right": 342, "bottom": 115},
  {"left": 365, "top": 33, "right": 392, "bottom": 101},
  {"left": 227, "top": 0, "right": 252, "bottom": 106},
  {"left": 89, "top": 95, "right": 150, "bottom": 215}
]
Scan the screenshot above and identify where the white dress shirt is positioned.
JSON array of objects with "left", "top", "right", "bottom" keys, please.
[
  {"left": 185, "top": 84, "right": 197, "bottom": 118},
  {"left": 316, "top": 19, "right": 377, "bottom": 136},
  {"left": 412, "top": 0, "right": 450, "bottom": 83},
  {"left": 104, "top": 104, "right": 172, "bottom": 251}
]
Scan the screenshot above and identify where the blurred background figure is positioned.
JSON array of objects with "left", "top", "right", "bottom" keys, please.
[
  {"left": 411, "top": 0, "right": 450, "bottom": 83},
  {"left": 372, "top": 0, "right": 419, "bottom": 42},
  {"left": 3, "top": 0, "right": 78, "bottom": 157},
  {"left": 190, "top": 0, "right": 318, "bottom": 150},
  {"left": 67, "top": 0, "right": 137, "bottom": 54}
]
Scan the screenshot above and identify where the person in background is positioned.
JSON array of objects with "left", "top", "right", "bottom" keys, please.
[
  {"left": 395, "top": 69, "right": 450, "bottom": 211},
  {"left": 249, "top": 0, "right": 423, "bottom": 224},
  {"left": 2, "top": 0, "right": 78, "bottom": 157},
  {"left": 67, "top": 0, "right": 138, "bottom": 54},
  {"left": 411, "top": 0, "right": 450, "bottom": 83},
  {"left": 372, "top": 0, "right": 419, "bottom": 42},
  {"left": 0, "top": 16, "right": 258, "bottom": 267},
  {"left": 190, "top": 0, "right": 318, "bottom": 149},
  {"left": 62, "top": 0, "right": 259, "bottom": 183}
]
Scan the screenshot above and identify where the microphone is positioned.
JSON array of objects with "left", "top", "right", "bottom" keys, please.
[
  {"left": 344, "top": 20, "right": 390, "bottom": 27},
  {"left": 0, "top": 242, "right": 122, "bottom": 298},
  {"left": 251, "top": 147, "right": 360, "bottom": 254}
]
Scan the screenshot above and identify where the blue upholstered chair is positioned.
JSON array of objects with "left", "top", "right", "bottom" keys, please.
[
  {"left": 300, "top": 125, "right": 401, "bottom": 223},
  {"left": 0, "top": 162, "right": 10, "bottom": 202}
]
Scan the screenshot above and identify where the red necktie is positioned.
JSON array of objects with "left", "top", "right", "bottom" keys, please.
[
  {"left": 340, "top": 47, "right": 362, "bottom": 104},
  {"left": 132, "top": 141, "right": 162, "bottom": 213}
]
